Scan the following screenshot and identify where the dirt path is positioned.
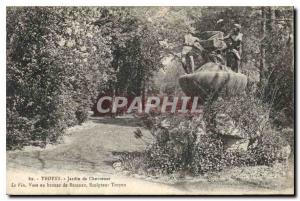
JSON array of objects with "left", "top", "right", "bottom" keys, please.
[
  {"left": 6, "top": 116, "right": 294, "bottom": 195},
  {"left": 7, "top": 116, "right": 151, "bottom": 173}
]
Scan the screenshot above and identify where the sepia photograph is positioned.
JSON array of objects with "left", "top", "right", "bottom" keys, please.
[{"left": 6, "top": 6, "right": 295, "bottom": 195}]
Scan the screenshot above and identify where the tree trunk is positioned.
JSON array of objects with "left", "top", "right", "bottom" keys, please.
[
  {"left": 259, "top": 7, "right": 266, "bottom": 84},
  {"left": 260, "top": 7, "right": 276, "bottom": 84}
]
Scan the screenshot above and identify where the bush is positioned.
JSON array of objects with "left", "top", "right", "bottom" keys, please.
[
  {"left": 122, "top": 94, "right": 290, "bottom": 177},
  {"left": 6, "top": 7, "right": 112, "bottom": 150},
  {"left": 75, "top": 106, "right": 89, "bottom": 124},
  {"left": 6, "top": 7, "right": 162, "bottom": 150},
  {"left": 132, "top": 114, "right": 227, "bottom": 175},
  {"left": 190, "top": 135, "right": 224, "bottom": 175},
  {"left": 247, "top": 129, "right": 290, "bottom": 166},
  {"left": 6, "top": 8, "right": 66, "bottom": 149},
  {"left": 203, "top": 95, "right": 271, "bottom": 139}
]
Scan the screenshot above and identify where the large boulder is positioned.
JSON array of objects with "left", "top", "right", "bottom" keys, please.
[
  {"left": 213, "top": 113, "right": 249, "bottom": 152},
  {"left": 179, "top": 62, "right": 247, "bottom": 99},
  {"left": 214, "top": 113, "right": 247, "bottom": 139}
]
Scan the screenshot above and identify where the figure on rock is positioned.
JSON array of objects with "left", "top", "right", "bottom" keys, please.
[
  {"left": 224, "top": 23, "right": 243, "bottom": 72},
  {"left": 179, "top": 24, "right": 247, "bottom": 100},
  {"left": 181, "top": 30, "right": 227, "bottom": 74}
]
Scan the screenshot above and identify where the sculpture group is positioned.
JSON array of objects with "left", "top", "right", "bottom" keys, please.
[{"left": 179, "top": 29, "right": 247, "bottom": 99}]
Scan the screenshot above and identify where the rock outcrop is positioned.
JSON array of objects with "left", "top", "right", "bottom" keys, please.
[{"left": 179, "top": 31, "right": 249, "bottom": 152}]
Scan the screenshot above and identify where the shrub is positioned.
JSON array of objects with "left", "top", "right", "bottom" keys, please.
[
  {"left": 6, "top": 7, "right": 162, "bottom": 150},
  {"left": 132, "top": 114, "right": 227, "bottom": 175},
  {"left": 6, "top": 8, "right": 66, "bottom": 149},
  {"left": 247, "top": 129, "right": 290, "bottom": 166},
  {"left": 75, "top": 106, "right": 89, "bottom": 124},
  {"left": 6, "top": 7, "right": 112, "bottom": 150},
  {"left": 203, "top": 95, "right": 271, "bottom": 139},
  {"left": 124, "top": 94, "right": 290, "bottom": 177},
  {"left": 190, "top": 135, "right": 224, "bottom": 175}
]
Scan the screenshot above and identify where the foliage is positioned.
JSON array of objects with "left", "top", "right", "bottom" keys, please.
[
  {"left": 193, "top": 7, "right": 294, "bottom": 127},
  {"left": 190, "top": 135, "right": 224, "bottom": 175},
  {"left": 247, "top": 129, "right": 289, "bottom": 166},
  {"left": 7, "top": 7, "right": 66, "bottom": 149},
  {"left": 124, "top": 94, "right": 289, "bottom": 176},
  {"left": 6, "top": 6, "right": 294, "bottom": 164},
  {"left": 6, "top": 7, "right": 165, "bottom": 149},
  {"left": 261, "top": 8, "right": 294, "bottom": 127},
  {"left": 129, "top": 114, "right": 228, "bottom": 175},
  {"left": 204, "top": 94, "right": 271, "bottom": 139},
  {"left": 94, "top": 8, "right": 163, "bottom": 97}
]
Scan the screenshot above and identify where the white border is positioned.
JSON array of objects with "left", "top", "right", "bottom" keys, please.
[
  {"left": 3, "top": 0, "right": 297, "bottom": 6},
  {"left": 1, "top": 0, "right": 299, "bottom": 200}
]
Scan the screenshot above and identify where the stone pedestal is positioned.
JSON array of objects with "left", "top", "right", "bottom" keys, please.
[{"left": 179, "top": 62, "right": 247, "bottom": 100}]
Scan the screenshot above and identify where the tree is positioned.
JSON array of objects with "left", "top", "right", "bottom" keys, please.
[
  {"left": 260, "top": 7, "right": 294, "bottom": 127},
  {"left": 95, "top": 8, "right": 163, "bottom": 98},
  {"left": 191, "top": 7, "right": 294, "bottom": 127},
  {"left": 7, "top": 7, "right": 66, "bottom": 148},
  {"left": 6, "top": 7, "right": 114, "bottom": 149}
]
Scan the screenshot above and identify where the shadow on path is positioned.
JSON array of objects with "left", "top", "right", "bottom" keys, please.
[{"left": 89, "top": 116, "right": 143, "bottom": 127}]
